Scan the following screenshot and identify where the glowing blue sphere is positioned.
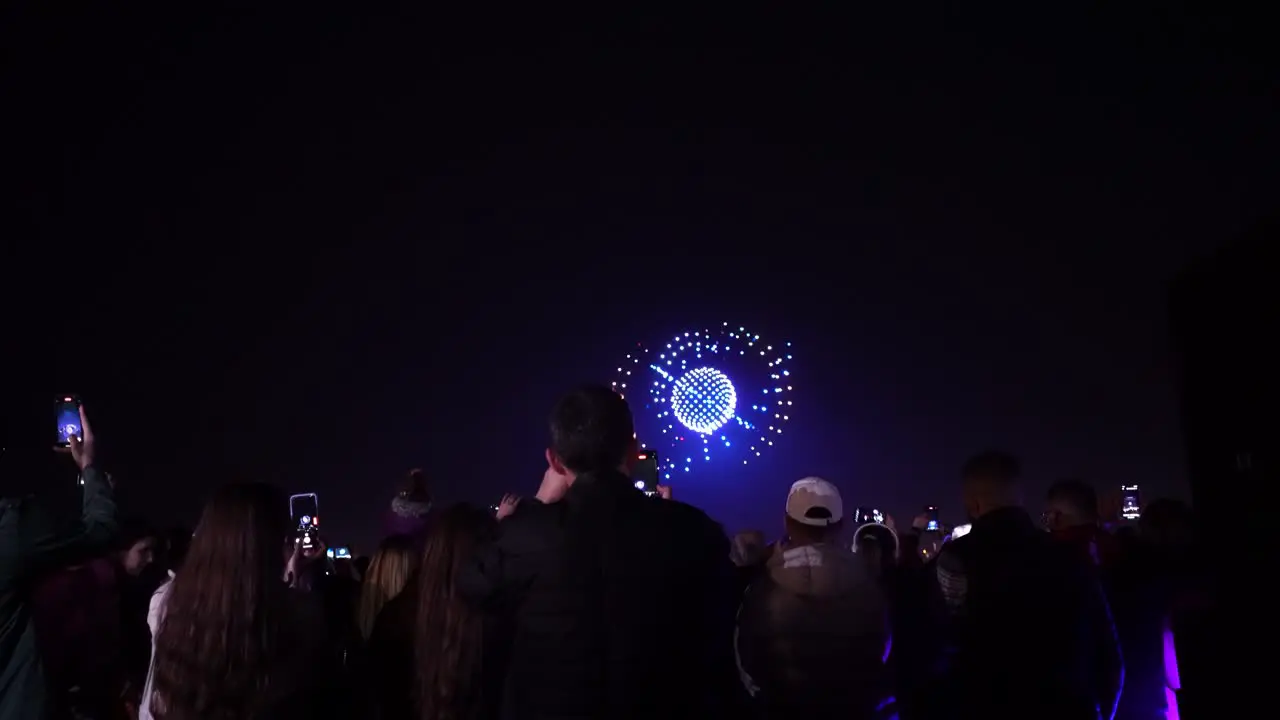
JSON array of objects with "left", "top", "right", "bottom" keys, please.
[
  {"left": 670, "top": 367, "right": 737, "bottom": 434},
  {"left": 613, "top": 323, "right": 795, "bottom": 477}
]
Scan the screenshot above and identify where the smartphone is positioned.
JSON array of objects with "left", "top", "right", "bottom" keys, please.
[
  {"left": 332, "top": 546, "right": 351, "bottom": 559},
  {"left": 290, "top": 493, "right": 319, "bottom": 524},
  {"left": 55, "top": 396, "right": 82, "bottom": 447},
  {"left": 289, "top": 493, "right": 320, "bottom": 547},
  {"left": 1121, "top": 484, "right": 1141, "bottom": 520},
  {"left": 299, "top": 518, "right": 320, "bottom": 548},
  {"left": 854, "top": 507, "right": 885, "bottom": 525},
  {"left": 632, "top": 449, "right": 659, "bottom": 496},
  {"left": 925, "top": 506, "right": 940, "bottom": 532},
  {"left": 950, "top": 523, "right": 973, "bottom": 540}
]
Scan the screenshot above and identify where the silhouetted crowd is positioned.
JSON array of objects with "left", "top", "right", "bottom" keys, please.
[{"left": 0, "top": 387, "right": 1207, "bottom": 720}]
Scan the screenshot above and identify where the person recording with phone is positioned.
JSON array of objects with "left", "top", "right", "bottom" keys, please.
[
  {"left": 457, "top": 385, "right": 737, "bottom": 719},
  {"left": 0, "top": 401, "right": 119, "bottom": 720}
]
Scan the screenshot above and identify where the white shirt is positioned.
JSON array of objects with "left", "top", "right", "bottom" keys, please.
[{"left": 138, "top": 573, "right": 174, "bottom": 720}]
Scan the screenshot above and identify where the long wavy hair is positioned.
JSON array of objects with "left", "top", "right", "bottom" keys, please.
[
  {"left": 356, "top": 534, "right": 419, "bottom": 640},
  {"left": 414, "top": 503, "right": 495, "bottom": 720},
  {"left": 150, "top": 483, "right": 293, "bottom": 720}
]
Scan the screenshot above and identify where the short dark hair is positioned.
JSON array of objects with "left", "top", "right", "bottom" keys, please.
[
  {"left": 1047, "top": 479, "right": 1099, "bottom": 520},
  {"left": 550, "top": 385, "right": 635, "bottom": 474},
  {"left": 961, "top": 450, "right": 1021, "bottom": 485}
]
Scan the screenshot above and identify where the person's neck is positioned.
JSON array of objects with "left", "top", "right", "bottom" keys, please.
[
  {"left": 973, "top": 503, "right": 1023, "bottom": 522},
  {"left": 567, "top": 465, "right": 629, "bottom": 484}
]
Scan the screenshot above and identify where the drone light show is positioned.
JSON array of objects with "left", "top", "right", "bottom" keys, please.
[{"left": 613, "top": 323, "right": 794, "bottom": 479}]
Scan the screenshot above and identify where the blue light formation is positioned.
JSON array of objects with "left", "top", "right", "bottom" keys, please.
[{"left": 612, "top": 323, "right": 794, "bottom": 478}]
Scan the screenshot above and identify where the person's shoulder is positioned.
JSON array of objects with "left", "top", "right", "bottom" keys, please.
[
  {"left": 936, "top": 535, "right": 973, "bottom": 571},
  {"left": 647, "top": 499, "right": 729, "bottom": 557},
  {"left": 507, "top": 497, "right": 557, "bottom": 526},
  {"left": 498, "top": 498, "right": 564, "bottom": 545},
  {"left": 151, "top": 577, "right": 173, "bottom": 602},
  {"left": 653, "top": 496, "right": 723, "bottom": 533},
  {"left": 371, "top": 585, "right": 416, "bottom": 642}
]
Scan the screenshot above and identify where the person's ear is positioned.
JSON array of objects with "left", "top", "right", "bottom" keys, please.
[
  {"left": 546, "top": 448, "right": 569, "bottom": 476},
  {"left": 622, "top": 436, "right": 639, "bottom": 472}
]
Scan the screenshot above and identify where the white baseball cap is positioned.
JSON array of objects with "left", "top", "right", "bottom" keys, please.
[{"left": 785, "top": 477, "right": 844, "bottom": 526}]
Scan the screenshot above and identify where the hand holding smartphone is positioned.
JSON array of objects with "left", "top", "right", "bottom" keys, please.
[
  {"left": 289, "top": 493, "right": 321, "bottom": 551},
  {"left": 55, "top": 396, "right": 83, "bottom": 447},
  {"left": 54, "top": 396, "right": 95, "bottom": 470}
]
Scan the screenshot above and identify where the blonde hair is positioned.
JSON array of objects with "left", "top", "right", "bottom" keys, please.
[{"left": 356, "top": 535, "right": 419, "bottom": 640}]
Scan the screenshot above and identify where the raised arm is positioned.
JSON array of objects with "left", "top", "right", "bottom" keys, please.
[
  {"left": 456, "top": 504, "right": 539, "bottom": 612},
  {"left": 18, "top": 404, "right": 118, "bottom": 577}
]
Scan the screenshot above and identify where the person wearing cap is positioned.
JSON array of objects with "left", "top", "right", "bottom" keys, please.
[
  {"left": 735, "top": 477, "right": 894, "bottom": 719},
  {"left": 852, "top": 513, "right": 901, "bottom": 581}
]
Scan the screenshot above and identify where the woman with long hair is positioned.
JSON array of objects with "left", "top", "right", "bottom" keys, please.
[
  {"left": 142, "top": 483, "right": 330, "bottom": 720},
  {"left": 366, "top": 503, "right": 502, "bottom": 720},
  {"left": 356, "top": 534, "right": 419, "bottom": 641}
]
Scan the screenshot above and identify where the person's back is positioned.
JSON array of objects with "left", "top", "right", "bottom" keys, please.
[
  {"left": 459, "top": 385, "right": 735, "bottom": 720},
  {"left": 492, "top": 471, "right": 732, "bottom": 718},
  {"left": 933, "top": 453, "right": 1120, "bottom": 720},
  {"left": 142, "top": 483, "right": 334, "bottom": 720},
  {"left": 737, "top": 545, "right": 890, "bottom": 716},
  {"left": 735, "top": 478, "right": 891, "bottom": 719},
  {"left": 29, "top": 557, "right": 124, "bottom": 718},
  {"left": 1103, "top": 540, "right": 1176, "bottom": 720},
  {"left": 940, "top": 509, "right": 1106, "bottom": 718},
  {"left": 1046, "top": 480, "right": 1170, "bottom": 720},
  {"left": 0, "top": 413, "right": 116, "bottom": 720}
]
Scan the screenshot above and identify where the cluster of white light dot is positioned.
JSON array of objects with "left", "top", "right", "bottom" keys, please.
[
  {"left": 612, "top": 322, "right": 794, "bottom": 478},
  {"left": 669, "top": 367, "right": 738, "bottom": 434}
]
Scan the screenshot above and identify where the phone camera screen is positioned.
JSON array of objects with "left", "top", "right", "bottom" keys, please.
[
  {"left": 55, "top": 397, "right": 82, "bottom": 446},
  {"left": 632, "top": 450, "right": 659, "bottom": 488},
  {"left": 854, "top": 507, "right": 883, "bottom": 525},
  {"left": 1120, "top": 484, "right": 1141, "bottom": 520}
]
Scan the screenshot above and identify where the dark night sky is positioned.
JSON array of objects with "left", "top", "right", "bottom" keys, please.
[{"left": 3, "top": 6, "right": 1276, "bottom": 549}]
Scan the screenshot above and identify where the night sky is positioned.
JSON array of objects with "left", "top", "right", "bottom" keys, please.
[{"left": 3, "top": 6, "right": 1276, "bottom": 551}]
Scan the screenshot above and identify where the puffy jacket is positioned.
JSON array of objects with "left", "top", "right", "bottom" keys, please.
[
  {"left": 0, "top": 466, "right": 118, "bottom": 720},
  {"left": 735, "top": 542, "right": 892, "bottom": 718},
  {"left": 457, "top": 471, "right": 738, "bottom": 720}
]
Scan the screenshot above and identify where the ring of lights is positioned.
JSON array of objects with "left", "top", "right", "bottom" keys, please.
[{"left": 613, "top": 323, "right": 794, "bottom": 479}]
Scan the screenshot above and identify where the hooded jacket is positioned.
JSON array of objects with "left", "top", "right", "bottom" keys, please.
[
  {"left": 0, "top": 465, "right": 118, "bottom": 720},
  {"left": 735, "top": 541, "right": 892, "bottom": 717}
]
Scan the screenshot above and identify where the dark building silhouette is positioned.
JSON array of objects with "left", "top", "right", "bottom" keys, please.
[
  {"left": 1168, "top": 218, "right": 1275, "bottom": 717},
  {"left": 1170, "top": 219, "right": 1275, "bottom": 531}
]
